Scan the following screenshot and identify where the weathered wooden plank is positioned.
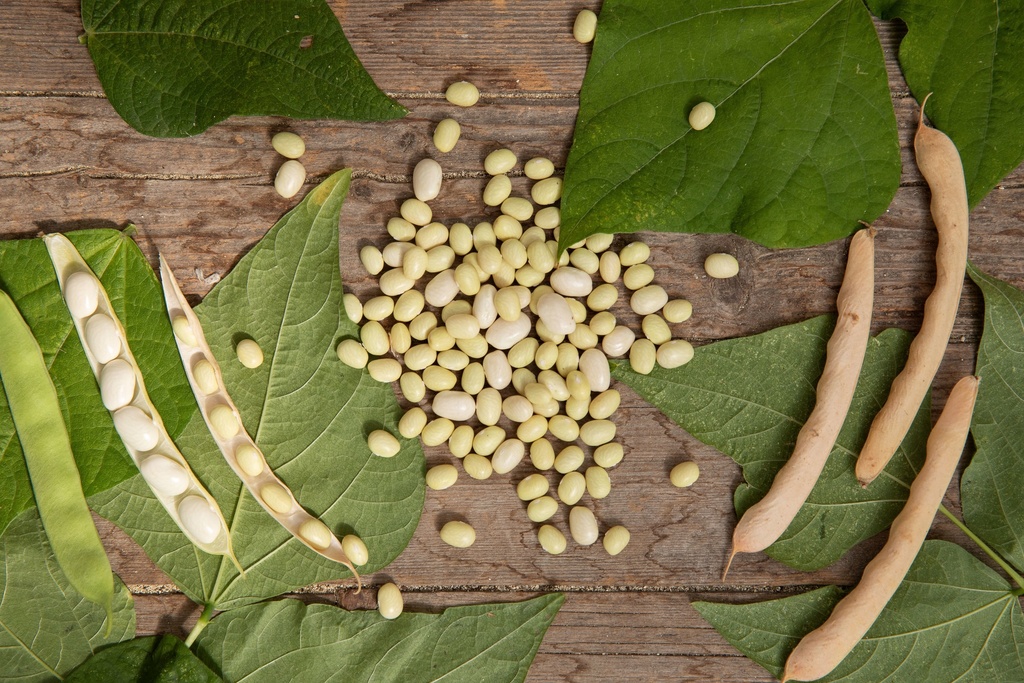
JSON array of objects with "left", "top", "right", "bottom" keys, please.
[{"left": 2, "top": 0, "right": 907, "bottom": 98}]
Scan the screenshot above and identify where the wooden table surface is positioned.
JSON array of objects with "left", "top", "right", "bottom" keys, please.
[{"left": 3, "top": 2, "right": 1023, "bottom": 681}]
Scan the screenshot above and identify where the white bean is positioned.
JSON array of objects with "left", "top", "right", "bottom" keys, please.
[
  {"left": 705, "top": 252, "right": 739, "bottom": 278},
  {"left": 485, "top": 315, "right": 531, "bottom": 350},
  {"left": 573, "top": 9, "right": 598, "bottom": 43},
  {"left": 492, "top": 439, "right": 526, "bottom": 474},
  {"left": 113, "top": 405, "right": 159, "bottom": 451},
  {"left": 549, "top": 267, "right": 593, "bottom": 297},
  {"left": 140, "top": 454, "right": 190, "bottom": 496},
  {"left": 84, "top": 313, "right": 121, "bottom": 363},
  {"left": 236, "top": 339, "right": 264, "bottom": 368},
  {"left": 271, "top": 131, "right": 305, "bottom": 158},
  {"left": 657, "top": 340, "right": 695, "bottom": 368},
  {"left": 177, "top": 495, "right": 221, "bottom": 544},
  {"left": 65, "top": 271, "right": 100, "bottom": 318},
  {"left": 99, "top": 358, "right": 136, "bottom": 410},
  {"left": 484, "top": 148, "right": 517, "bottom": 175},
  {"left": 689, "top": 101, "right": 716, "bottom": 131},
  {"left": 412, "top": 158, "right": 443, "bottom": 202},
  {"left": 432, "top": 390, "right": 476, "bottom": 421},
  {"left": 274, "top": 160, "right": 306, "bottom": 199},
  {"left": 569, "top": 505, "right": 599, "bottom": 545},
  {"left": 630, "top": 285, "right": 668, "bottom": 315},
  {"left": 424, "top": 269, "right": 460, "bottom": 307},
  {"left": 579, "top": 348, "right": 610, "bottom": 392},
  {"left": 536, "top": 292, "right": 576, "bottom": 335},
  {"left": 378, "top": 582, "right": 404, "bottom": 619}
]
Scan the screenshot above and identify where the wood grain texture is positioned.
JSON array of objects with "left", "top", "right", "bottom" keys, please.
[{"left": 3, "top": 2, "right": 1023, "bottom": 682}]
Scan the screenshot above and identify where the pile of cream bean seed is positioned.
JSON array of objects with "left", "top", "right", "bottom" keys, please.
[{"left": 326, "top": 82, "right": 719, "bottom": 559}]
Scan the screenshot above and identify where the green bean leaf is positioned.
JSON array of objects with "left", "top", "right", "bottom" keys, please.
[
  {"left": 66, "top": 635, "right": 223, "bottom": 683},
  {"left": 81, "top": 0, "right": 406, "bottom": 137},
  {"left": 94, "top": 171, "right": 425, "bottom": 611},
  {"left": 0, "top": 229, "right": 195, "bottom": 536},
  {"left": 0, "top": 508, "right": 135, "bottom": 682},
  {"left": 963, "top": 263, "right": 1024, "bottom": 575},
  {"left": 611, "top": 315, "right": 930, "bottom": 570},
  {"left": 694, "top": 540, "right": 1024, "bottom": 682},
  {"left": 866, "top": 0, "right": 1024, "bottom": 207},
  {"left": 559, "top": 0, "right": 900, "bottom": 250},
  {"left": 194, "top": 595, "right": 563, "bottom": 683}
]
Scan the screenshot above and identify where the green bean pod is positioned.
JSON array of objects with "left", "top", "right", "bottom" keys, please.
[
  {"left": 0, "top": 289, "right": 114, "bottom": 631},
  {"left": 44, "top": 234, "right": 239, "bottom": 569},
  {"left": 159, "top": 257, "right": 361, "bottom": 585}
]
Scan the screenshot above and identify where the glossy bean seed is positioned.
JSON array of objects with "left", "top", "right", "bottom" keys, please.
[
  {"left": 554, "top": 445, "right": 585, "bottom": 474},
  {"left": 235, "top": 339, "right": 264, "bottom": 368},
  {"left": 400, "top": 372, "right": 426, "bottom": 403},
  {"left": 272, "top": 131, "right": 305, "bottom": 158},
  {"left": 603, "top": 526, "right": 630, "bottom": 556},
  {"left": 586, "top": 466, "right": 612, "bottom": 499},
  {"left": 629, "top": 339, "right": 657, "bottom": 374},
  {"left": 343, "top": 534, "right": 370, "bottom": 565},
  {"left": 569, "top": 506, "right": 599, "bottom": 545},
  {"left": 517, "top": 473, "right": 550, "bottom": 501},
  {"left": 343, "top": 293, "right": 362, "bottom": 323},
  {"left": 361, "top": 320, "right": 390, "bottom": 355},
  {"left": 573, "top": 9, "right": 598, "bottom": 43},
  {"left": 449, "top": 425, "right": 475, "bottom": 458},
  {"left": 566, "top": 395, "right": 590, "bottom": 421},
  {"left": 663, "top": 299, "right": 692, "bottom": 323},
  {"left": 426, "top": 464, "right": 459, "bottom": 490},
  {"left": 399, "top": 407, "right": 427, "bottom": 439},
  {"left": 400, "top": 198, "right": 432, "bottom": 226},
  {"left": 524, "top": 157, "right": 555, "bottom": 180},
  {"left": 599, "top": 251, "right": 621, "bottom": 283},
  {"left": 557, "top": 344, "right": 580, "bottom": 377},
  {"left": 623, "top": 264, "right": 655, "bottom": 290},
  {"left": 438, "top": 349, "right": 470, "bottom": 371},
  {"left": 550, "top": 267, "right": 593, "bottom": 297},
  {"left": 378, "top": 582, "right": 404, "bottom": 619},
  {"left": 139, "top": 454, "right": 190, "bottom": 496},
  {"left": 642, "top": 315, "right": 672, "bottom": 345},
  {"left": 463, "top": 453, "right": 493, "bottom": 480},
  {"left": 657, "top": 340, "right": 695, "bottom": 369},
  {"left": 172, "top": 315, "right": 198, "bottom": 346},
  {"left": 579, "top": 348, "right": 610, "bottom": 392},
  {"left": 423, "top": 366, "right": 458, "bottom": 391},
  {"left": 85, "top": 314, "right": 121, "bottom": 363},
  {"left": 379, "top": 269, "right": 416, "bottom": 296},
  {"left": 532, "top": 177, "right": 563, "bottom": 206},
  {"left": 65, "top": 271, "right": 100, "bottom": 317},
  {"left": 558, "top": 471, "right": 586, "bottom": 505},
  {"left": 630, "top": 285, "right": 668, "bottom": 315},
  {"left": 259, "top": 482, "right": 293, "bottom": 514},
  {"left": 527, "top": 496, "right": 558, "bottom": 522},
  {"left": 538, "top": 524, "right": 567, "bottom": 554},
  {"left": 704, "top": 252, "right": 739, "bottom": 278},
  {"left": 404, "top": 344, "right": 436, "bottom": 371},
  {"left": 234, "top": 445, "right": 265, "bottom": 477},
  {"left": 483, "top": 174, "right": 512, "bottom": 206},
  {"left": 670, "top": 461, "right": 700, "bottom": 488},
  {"left": 517, "top": 415, "right": 548, "bottom": 442},
  {"left": 433, "top": 118, "right": 461, "bottom": 153},
  {"left": 492, "top": 438, "right": 526, "bottom": 474},
  {"left": 368, "top": 359, "right": 402, "bottom": 383},
  {"left": 580, "top": 419, "right": 616, "bottom": 447},
  {"left": 535, "top": 206, "right": 561, "bottom": 230},
  {"left": 566, "top": 370, "right": 590, "bottom": 399},
  {"left": 360, "top": 245, "right": 384, "bottom": 275},
  {"left": 440, "top": 520, "right": 477, "bottom": 548},
  {"left": 485, "top": 315, "right": 531, "bottom": 350},
  {"left": 593, "top": 442, "right": 624, "bottom": 468},
  {"left": 445, "top": 81, "right": 480, "bottom": 107},
  {"left": 275, "top": 160, "right": 306, "bottom": 198},
  {"left": 413, "top": 158, "right": 443, "bottom": 202},
  {"left": 549, "top": 415, "right": 580, "bottom": 442},
  {"left": 298, "top": 518, "right": 333, "bottom": 550},
  {"left": 178, "top": 496, "right": 221, "bottom": 544},
  {"left": 473, "top": 426, "right": 507, "bottom": 456},
  {"left": 432, "top": 390, "right": 476, "bottom": 421},
  {"left": 388, "top": 217, "right": 416, "bottom": 242},
  {"left": 99, "top": 358, "right": 136, "bottom": 410},
  {"left": 589, "top": 389, "right": 621, "bottom": 420},
  {"left": 530, "top": 439, "right": 555, "bottom": 470},
  {"left": 689, "top": 101, "right": 716, "bottom": 130},
  {"left": 113, "top": 405, "right": 160, "bottom": 451},
  {"left": 421, "top": 418, "right": 456, "bottom": 446}
]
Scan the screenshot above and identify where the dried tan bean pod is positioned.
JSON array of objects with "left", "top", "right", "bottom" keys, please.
[
  {"left": 44, "top": 234, "right": 239, "bottom": 569},
  {"left": 159, "top": 256, "right": 361, "bottom": 586}
]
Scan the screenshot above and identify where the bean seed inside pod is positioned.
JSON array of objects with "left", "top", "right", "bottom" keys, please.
[
  {"left": 84, "top": 313, "right": 121, "bottom": 364},
  {"left": 139, "top": 454, "right": 190, "bottom": 496},
  {"left": 298, "top": 518, "right": 333, "bottom": 550},
  {"left": 172, "top": 315, "right": 198, "bottom": 346},
  {"left": 234, "top": 443, "right": 265, "bottom": 477},
  {"left": 260, "top": 482, "right": 294, "bottom": 514},
  {"left": 209, "top": 403, "right": 240, "bottom": 439},
  {"left": 65, "top": 270, "right": 100, "bottom": 318},
  {"left": 177, "top": 495, "right": 221, "bottom": 544},
  {"left": 113, "top": 405, "right": 159, "bottom": 451},
  {"left": 99, "top": 358, "right": 136, "bottom": 410},
  {"left": 192, "top": 358, "right": 219, "bottom": 395}
]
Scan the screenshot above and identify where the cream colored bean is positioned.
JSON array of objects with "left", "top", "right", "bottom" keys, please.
[
  {"left": 423, "top": 366, "right": 458, "bottom": 391},
  {"left": 445, "top": 313, "right": 481, "bottom": 340},
  {"left": 438, "top": 349, "right": 470, "bottom": 371},
  {"left": 568, "top": 324, "right": 598, "bottom": 350},
  {"left": 462, "top": 362, "right": 486, "bottom": 395},
  {"left": 580, "top": 419, "right": 616, "bottom": 447},
  {"left": 432, "top": 390, "right": 476, "bottom": 421},
  {"left": 589, "top": 389, "right": 621, "bottom": 420},
  {"left": 566, "top": 396, "right": 590, "bottom": 421},
  {"left": 643, "top": 315, "right": 672, "bottom": 345},
  {"left": 368, "top": 429, "right": 401, "bottom": 458},
  {"left": 473, "top": 426, "right": 506, "bottom": 456},
  {"left": 535, "top": 206, "right": 561, "bottom": 230},
  {"left": 530, "top": 285, "right": 553, "bottom": 314},
  {"left": 705, "top": 252, "right": 739, "bottom": 278},
  {"left": 427, "top": 245, "right": 457, "bottom": 273},
  {"left": 619, "top": 241, "right": 650, "bottom": 266},
  {"left": 343, "top": 534, "right": 369, "bottom": 566},
  {"left": 593, "top": 442, "right": 624, "bottom": 468},
  {"left": 603, "top": 526, "right": 630, "bottom": 556},
  {"left": 501, "top": 197, "right": 534, "bottom": 223},
  {"left": 462, "top": 453, "right": 493, "bottom": 480},
  {"left": 506, "top": 339, "right": 537, "bottom": 369},
  {"left": 511, "top": 368, "right": 537, "bottom": 395},
  {"left": 275, "top": 160, "right": 306, "bottom": 198},
  {"left": 481, "top": 350, "right": 511, "bottom": 390},
  {"left": 585, "top": 233, "right": 614, "bottom": 253},
  {"left": 176, "top": 496, "right": 220, "bottom": 544},
  {"left": 573, "top": 9, "right": 598, "bottom": 43},
  {"left": 563, "top": 372, "right": 589, "bottom": 402},
  {"left": 521, "top": 226, "right": 546, "bottom": 247},
  {"left": 440, "top": 520, "right": 476, "bottom": 547},
  {"left": 416, "top": 222, "right": 449, "bottom": 250},
  {"left": 449, "top": 221, "right": 473, "bottom": 254},
  {"left": 426, "top": 464, "right": 459, "bottom": 490},
  {"left": 260, "top": 482, "right": 293, "bottom": 514},
  {"left": 623, "top": 264, "right": 655, "bottom": 290},
  {"left": 234, "top": 444, "right": 265, "bottom": 478},
  {"left": 404, "top": 344, "right": 437, "bottom": 371},
  {"left": 554, "top": 445, "right": 585, "bottom": 474},
  {"left": 530, "top": 439, "right": 555, "bottom": 470},
  {"left": 629, "top": 339, "right": 657, "bottom": 374},
  {"left": 421, "top": 418, "right": 455, "bottom": 447},
  {"left": 378, "top": 582, "right": 404, "bottom": 620},
  {"left": 362, "top": 295, "right": 395, "bottom": 322},
  {"left": 209, "top": 403, "right": 240, "bottom": 440},
  {"left": 657, "top": 340, "right": 695, "bottom": 369},
  {"left": 400, "top": 371, "right": 426, "bottom": 403},
  {"left": 493, "top": 261, "right": 516, "bottom": 289},
  {"left": 472, "top": 285, "right": 497, "bottom": 329},
  {"left": 558, "top": 472, "right": 586, "bottom": 505},
  {"left": 336, "top": 340, "right": 368, "bottom": 369},
  {"left": 84, "top": 313, "right": 121, "bottom": 363},
  {"left": 569, "top": 248, "right": 599, "bottom": 275},
  {"left": 524, "top": 382, "right": 553, "bottom": 408},
  {"left": 556, "top": 344, "right": 580, "bottom": 377},
  {"left": 689, "top": 101, "right": 716, "bottom": 130},
  {"left": 433, "top": 118, "right": 461, "bottom": 153},
  {"left": 584, "top": 284, "right": 615, "bottom": 312},
  {"left": 485, "top": 315, "right": 531, "bottom": 350},
  {"left": 517, "top": 415, "right": 548, "bottom": 443},
  {"left": 171, "top": 315, "right": 197, "bottom": 346},
  {"left": 400, "top": 198, "right": 432, "bottom": 226},
  {"left": 534, "top": 320, "right": 563, "bottom": 345},
  {"left": 493, "top": 214, "right": 523, "bottom": 241},
  {"left": 549, "top": 415, "right": 580, "bottom": 443},
  {"left": 402, "top": 246, "right": 428, "bottom": 280},
  {"left": 359, "top": 245, "right": 384, "bottom": 275},
  {"left": 394, "top": 290, "right": 425, "bottom": 322},
  {"left": 425, "top": 270, "right": 459, "bottom": 307},
  {"left": 579, "top": 348, "right": 610, "bottom": 392},
  {"left": 457, "top": 333, "right": 489, "bottom": 359},
  {"left": 473, "top": 221, "right": 496, "bottom": 249},
  {"left": 531, "top": 177, "right": 563, "bottom": 206},
  {"left": 387, "top": 217, "right": 416, "bottom": 242},
  {"left": 409, "top": 312, "right": 438, "bottom": 340},
  {"left": 476, "top": 387, "right": 503, "bottom": 426},
  {"left": 534, "top": 399, "right": 559, "bottom": 418},
  {"left": 663, "top": 299, "right": 692, "bottom": 323},
  {"left": 99, "top": 359, "right": 136, "bottom": 410},
  {"left": 272, "top": 131, "right": 305, "bottom": 159},
  {"left": 586, "top": 466, "right": 611, "bottom": 499},
  {"left": 379, "top": 269, "right": 415, "bottom": 296},
  {"left": 527, "top": 240, "right": 556, "bottom": 273},
  {"left": 598, "top": 251, "right": 621, "bottom": 283},
  {"left": 601, "top": 326, "right": 634, "bottom": 358},
  {"left": 492, "top": 438, "right": 526, "bottom": 474},
  {"left": 538, "top": 524, "right": 567, "bottom": 554},
  {"left": 343, "top": 293, "right": 362, "bottom": 324},
  {"left": 481, "top": 147, "right": 515, "bottom": 175},
  {"left": 442, "top": 299, "right": 471, "bottom": 322},
  {"left": 413, "top": 158, "right": 443, "bottom": 202},
  {"left": 630, "top": 285, "right": 668, "bottom": 315},
  {"left": 567, "top": 298, "right": 588, "bottom": 323},
  {"left": 589, "top": 311, "right": 617, "bottom": 337},
  {"left": 382, "top": 241, "right": 413, "bottom": 268},
  {"left": 535, "top": 341, "right": 559, "bottom": 370},
  {"left": 523, "top": 156, "right": 553, "bottom": 180},
  {"left": 536, "top": 292, "right": 576, "bottom": 335},
  {"left": 139, "top": 455, "right": 189, "bottom": 496},
  {"left": 399, "top": 407, "right": 428, "bottom": 439},
  {"left": 670, "top": 461, "right": 700, "bottom": 488},
  {"left": 537, "top": 370, "right": 570, "bottom": 401},
  {"left": 517, "top": 473, "right": 550, "bottom": 501},
  {"left": 368, "top": 358, "right": 403, "bottom": 383},
  {"left": 427, "top": 327, "right": 455, "bottom": 352},
  {"left": 494, "top": 287, "right": 522, "bottom": 321},
  {"left": 446, "top": 80, "right": 480, "bottom": 107},
  {"left": 483, "top": 174, "right": 512, "bottom": 206},
  {"left": 569, "top": 506, "right": 599, "bottom": 545},
  {"left": 550, "top": 267, "right": 593, "bottom": 297},
  {"left": 192, "top": 358, "right": 220, "bottom": 395},
  {"left": 449, "top": 424, "right": 474, "bottom": 458}
]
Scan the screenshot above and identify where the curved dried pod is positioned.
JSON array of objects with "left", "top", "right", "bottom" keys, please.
[
  {"left": 856, "top": 95, "right": 969, "bottom": 487},
  {"left": 159, "top": 256, "right": 361, "bottom": 586},
  {"left": 44, "top": 233, "right": 239, "bottom": 569},
  {"left": 725, "top": 226, "right": 875, "bottom": 578}
]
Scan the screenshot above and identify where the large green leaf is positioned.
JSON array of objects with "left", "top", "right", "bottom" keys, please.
[
  {"left": 195, "top": 595, "right": 563, "bottom": 683},
  {"left": 66, "top": 636, "right": 223, "bottom": 683},
  {"left": 612, "top": 316, "right": 930, "bottom": 570},
  {"left": 0, "top": 509, "right": 135, "bottom": 682},
  {"left": 81, "top": 0, "right": 407, "bottom": 137},
  {"left": 93, "top": 171, "right": 425, "bottom": 611},
  {"left": 866, "top": 0, "right": 1024, "bottom": 207},
  {"left": 695, "top": 540, "right": 1024, "bottom": 682},
  {"left": 560, "top": 0, "right": 900, "bottom": 250},
  {"left": 0, "top": 229, "right": 194, "bottom": 536},
  {"left": 964, "top": 263, "right": 1024, "bottom": 574}
]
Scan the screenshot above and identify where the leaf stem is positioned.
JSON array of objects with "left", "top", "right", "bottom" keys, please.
[
  {"left": 939, "top": 504, "right": 1024, "bottom": 590},
  {"left": 184, "top": 603, "right": 215, "bottom": 648}
]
